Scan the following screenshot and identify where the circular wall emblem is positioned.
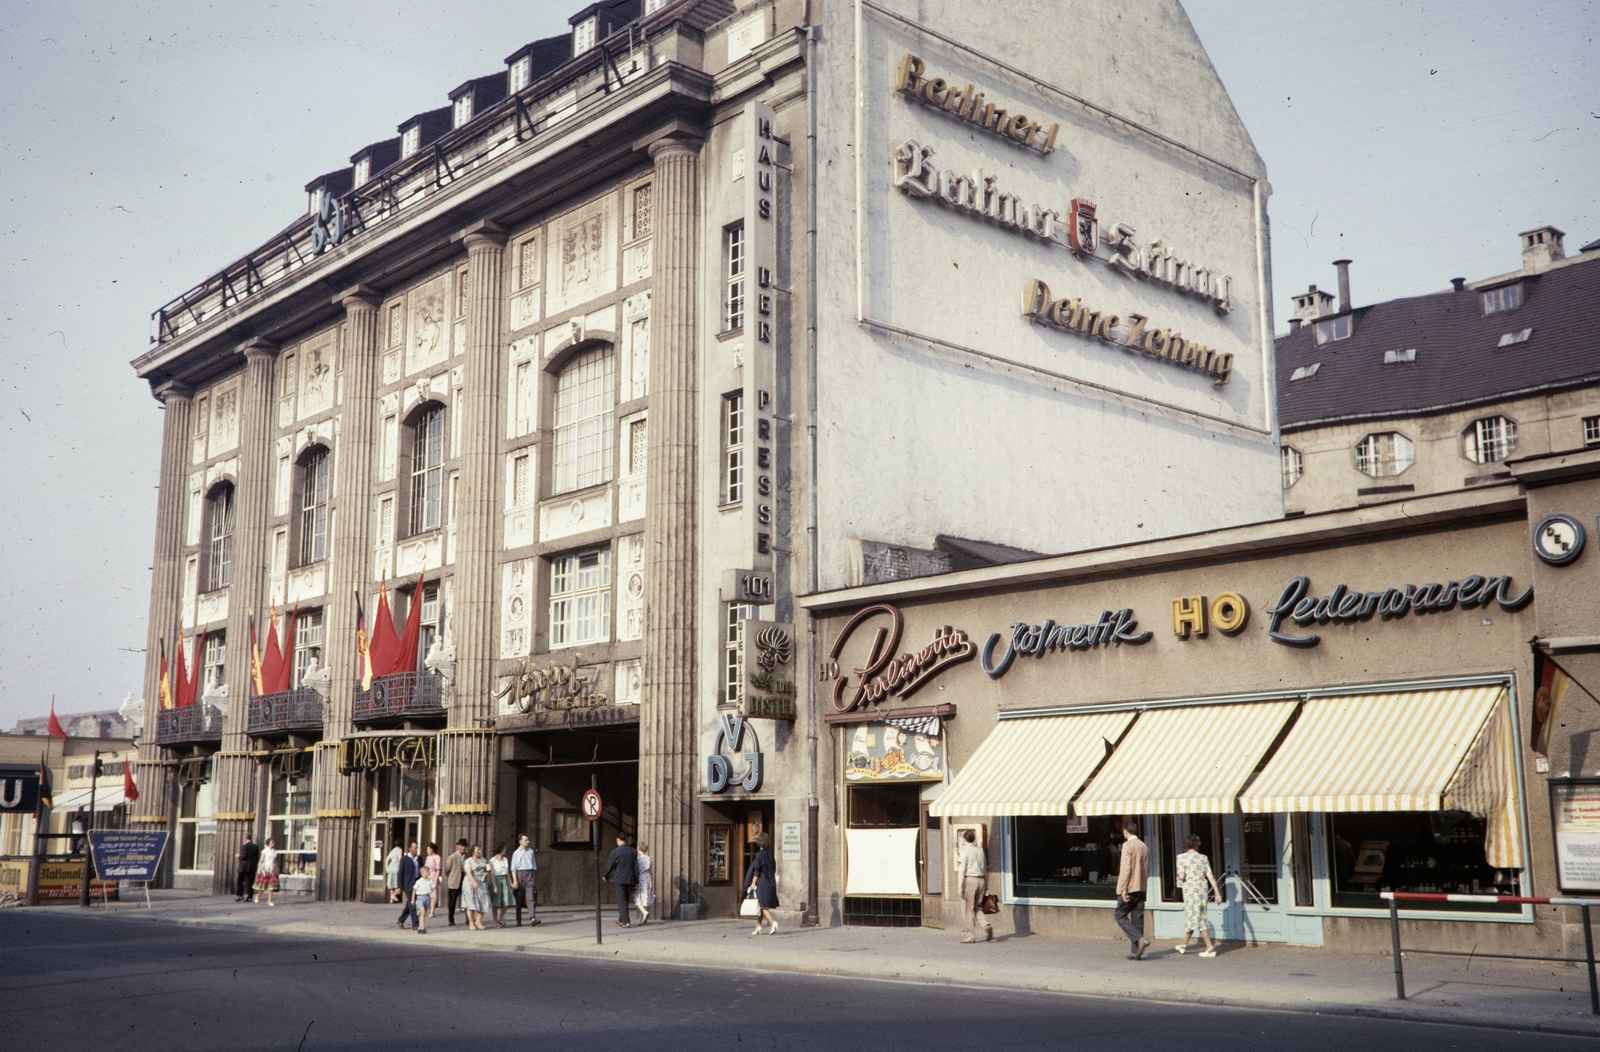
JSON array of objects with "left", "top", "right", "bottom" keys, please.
[{"left": 1533, "top": 514, "right": 1587, "bottom": 566}]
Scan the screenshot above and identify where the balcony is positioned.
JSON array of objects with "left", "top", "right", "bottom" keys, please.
[
  {"left": 155, "top": 704, "right": 225, "bottom": 746},
  {"left": 247, "top": 687, "right": 324, "bottom": 736},
  {"left": 354, "top": 672, "right": 448, "bottom": 724}
]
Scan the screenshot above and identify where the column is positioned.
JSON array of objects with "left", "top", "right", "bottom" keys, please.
[
  {"left": 438, "top": 222, "right": 507, "bottom": 851},
  {"left": 132, "top": 380, "right": 193, "bottom": 883},
  {"left": 212, "top": 338, "right": 277, "bottom": 895},
  {"left": 638, "top": 135, "right": 702, "bottom": 919},
  {"left": 316, "top": 287, "right": 382, "bottom": 901}
]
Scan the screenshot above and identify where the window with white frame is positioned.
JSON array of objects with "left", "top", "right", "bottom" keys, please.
[
  {"left": 508, "top": 56, "right": 532, "bottom": 94},
  {"left": 268, "top": 764, "right": 317, "bottom": 877},
  {"left": 1280, "top": 446, "right": 1303, "bottom": 489},
  {"left": 353, "top": 157, "right": 371, "bottom": 187},
  {"left": 628, "top": 418, "right": 647, "bottom": 476},
  {"left": 452, "top": 94, "right": 473, "bottom": 128},
  {"left": 298, "top": 447, "right": 330, "bottom": 565},
  {"left": 293, "top": 608, "right": 323, "bottom": 686},
  {"left": 177, "top": 765, "right": 216, "bottom": 872},
  {"left": 513, "top": 453, "right": 531, "bottom": 506},
  {"left": 401, "top": 125, "right": 421, "bottom": 158},
  {"left": 1482, "top": 285, "right": 1521, "bottom": 314},
  {"left": 1464, "top": 416, "right": 1517, "bottom": 464},
  {"left": 552, "top": 347, "right": 615, "bottom": 493},
  {"left": 409, "top": 405, "right": 446, "bottom": 533},
  {"left": 723, "top": 392, "right": 745, "bottom": 502},
  {"left": 550, "top": 548, "right": 611, "bottom": 647},
  {"left": 202, "top": 632, "right": 227, "bottom": 694},
  {"left": 1585, "top": 416, "right": 1600, "bottom": 447},
  {"left": 572, "top": 15, "right": 598, "bottom": 54},
  {"left": 406, "top": 582, "right": 441, "bottom": 660},
  {"left": 205, "top": 484, "right": 235, "bottom": 590},
  {"left": 723, "top": 603, "right": 756, "bottom": 705},
  {"left": 725, "top": 225, "right": 747, "bottom": 330},
  {"left": 1355, "top": 432, "right": 1414, "bottom": 477},
  {"left": 1313, "top": 315, "right": 1352, "bottom": 344}
]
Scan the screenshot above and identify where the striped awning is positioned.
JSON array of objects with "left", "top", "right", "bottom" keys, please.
[
  {"left": 928, "top": 711, "right": 1136, "bottom": 818},
  {"left": 1074, "top": 701, "right": 1299, "bottom": 816}
]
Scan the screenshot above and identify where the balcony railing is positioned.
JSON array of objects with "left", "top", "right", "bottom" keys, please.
[
  {"left": 247, "top": 687, "right": 325, "bottom": 735},
  {"left": 354, "top": 672, "right": 448, "bottom": 723},
  {"left": 155, "top": 704, "right": 225, "bottom": 746}
]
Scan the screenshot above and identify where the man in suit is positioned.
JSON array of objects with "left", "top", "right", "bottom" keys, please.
[
  {"left": 236, "top": 835, "right": 261, "bottom": 902},
  {"left": 602, "top": 834, "right": 638, "bottom": 927},
  {"left": 396, "top": 841, "right": 421, "bottom": 930},
  {"left": 444, "top": 839, "right": 467, "bottom": 925}
]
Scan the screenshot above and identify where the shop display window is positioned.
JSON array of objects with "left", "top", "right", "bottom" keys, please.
[
  {"left": 1012, "top": 814, "right": 1125, "bottom": 901},
  {"left": 269, "top": 768, "right": 318, "bottom": 877},
  {"left": 1326, "top": 810, "right": 1518, "bottom": 912},
  {"left": 375, "top": 765, "right": 434, "bottom": 813},
  {"left": 177, "top": 771, "right": 216, "bottom": 873}
]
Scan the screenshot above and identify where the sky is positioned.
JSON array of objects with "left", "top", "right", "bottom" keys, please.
[{"left": 0, "top": 0, "right": 1595, "bottom": 730}]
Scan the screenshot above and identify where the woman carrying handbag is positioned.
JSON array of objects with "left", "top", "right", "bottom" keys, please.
[{"left": 743, "top": 831, "right": 779, "bottom": 935}]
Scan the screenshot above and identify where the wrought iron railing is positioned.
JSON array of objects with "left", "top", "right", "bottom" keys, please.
[
  {"left": 155, "top": 705, "right": 225, "bottom": 745},
  {"left": 247, "top": 688, "right": 325, "bottom": 735},
  {"left": 354, "top": 672, "right": 448, "bottom": 723}
]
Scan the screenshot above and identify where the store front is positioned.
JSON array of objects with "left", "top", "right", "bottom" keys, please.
[
  {"left": 801, "top": 450, "right": 1600, "bottom": 953},
  {"left": 335, "top": 732, "right": 438, "bottom": 902}
]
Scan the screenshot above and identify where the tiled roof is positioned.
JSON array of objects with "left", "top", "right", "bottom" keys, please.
[{"left": 1275, "top": 252, "right": 1600, "bottom": 430}]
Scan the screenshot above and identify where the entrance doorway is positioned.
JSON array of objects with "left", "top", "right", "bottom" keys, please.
[
  {"left": 843, "top": 782, "right": 922, "bottom": 926},
  {"left": 368, "top": 813, "right": 434, "bottom": 902},
  {"left": 1157, "top": 813, "right": 1315, "bottom": 944},
  {"left": 701, "top": 801, "right": 774, "bottom": 917}
]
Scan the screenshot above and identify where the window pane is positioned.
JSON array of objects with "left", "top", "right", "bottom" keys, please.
[
  {"left": 411, "top": 408, "right": 445, "bottom": 532},
  {"left": 552, "top": 348, "right": 615, "bottom": 494},
  {"left": 727, "top": 226, "right": 746, "bottom": 329},
  {"left": 1012, "top": 814, "right": 1124, "bottom": 900},
  {"left": 1326, "top": 810, "right": 1518, "bottom": 912}
]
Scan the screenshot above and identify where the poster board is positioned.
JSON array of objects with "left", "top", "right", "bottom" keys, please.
[{"left": 1550, "top": 779, "right": 1600, "bottom": 893}]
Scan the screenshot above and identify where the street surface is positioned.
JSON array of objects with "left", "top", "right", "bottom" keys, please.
[{"left": 1, "top": 911, "right": 1589, "bottom": 1051}]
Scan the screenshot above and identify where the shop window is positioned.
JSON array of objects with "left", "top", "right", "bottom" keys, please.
[
  {"left": 725, "top": 224, "right": 746, "bottom": 330},
  {"left": 375, "top": 765, "right": 434, "bottom": 813},
  {"left": 296, "top": 446, "right": 331, "bottom": 566},
  {"left": 722, "top": 602, "right": 756, "bottom": 705},
  {"left": 1584, "top": 415, "right": 1600, "bottom": 447},
  {"left": 723, "top": 392, "right": 745, "bottom": 503},
  {"left": 1012, "top": 814, "right": 1125, "bottom": 901},
  {"left": 406, "top": 404, "right": 446, "bottom": 534},
  {"left": 1463, "top": 415, "right": 1517, "bottom": 464},
  {"left": 1280, "top": 445, "right": 1303, "bottom": 489},
  {"left": 1290, "top": 813, "right": 1317, "bottom": 908},
  {"left": 1313, "top": 315, "right": 1351, "bottom": 344},
  {"left": 268, "top": 765, "right": 318, "bottom": 878},
  {"left": 177, "top": 767, "right": 216, "bottom": 872},
  {"left": 1325, "top": 810, "right": 1518, "bottom": 912},
  {"left": 551, "top": 346, "right": 615, "bottom": 494},
  {"left": 1355, "top": 431, "right": 1413, "bottom": 477},
  {"left": 204, "top": 483, "right": 235, "bottom": 591},
  {"left": 293, "top": 608, "right": 323, "bottom": 686},
  {"left": 1481, "top": 284, "right": 1520, "bottom": 315},
  {"left": 549, "top": 547, "right": 611, "bottom": 647}
]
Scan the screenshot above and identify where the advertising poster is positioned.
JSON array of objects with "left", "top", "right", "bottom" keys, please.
[
  {"left": 89, "top": 830, "right": 170, "bottom": 882},
  {"left": 1550, "top": 780, "right": 1600, "bottom": 893}
]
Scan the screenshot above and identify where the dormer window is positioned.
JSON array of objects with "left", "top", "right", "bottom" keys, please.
[
  {"left": 1289, "top": 362, "right": 1320, "bottom": 381},
  {"left": 1497, "top": 328, "right": 1533, "bottom": 347},
  {"left": 452, "top": 94, "right": 473, "bottom": 129},
  {"left": 644, "top": 0, "right": 668, "bottom": 11},
  {"left": 1382, "top": 348, "right": 1416, "bottom": 364},
  {"left": 508, "top": 56, "right": 532, "bottom": 94},
  {"left": 353, "top": 157, "right": 371, "bottom": 187},
  {"left": 1482, "top": 284, "right": 1520, "bottom": 314},
  {"left": 401, "top": 125, "right": 421, "bottom": 158},
  {"left": 306, "top": 188, "right": 325, "bottom": 218},
  {"left": 1313, "top": 315, "right": 1351, "bottom": 345},
  {"left": 573, "top": 15, "right": 598, "bottom": 54}
]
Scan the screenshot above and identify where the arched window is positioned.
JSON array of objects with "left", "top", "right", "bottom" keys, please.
[
  {"left": 409, "top": 405, "right": 446, "bottom": 534},
  {"left": 205, "top": 483, "right": 235, "bottom": 590},
  {"left": 297, "top": 447, "right": 331, "bottom": 565},
  {"left": 552, "top": 346, "right": 614, "bottom": 494}
]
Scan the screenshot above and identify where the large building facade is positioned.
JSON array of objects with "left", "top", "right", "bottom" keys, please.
[{"left": 130, "top": 0, "right": 1283, "bottom": 915}]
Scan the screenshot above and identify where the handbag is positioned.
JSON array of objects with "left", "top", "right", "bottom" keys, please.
[
  {"left": 739, "top": 891, "right": 762, "bottom": 918},
  {"left": 979, "top": 894, "right": 1000, "bottom": 915}
]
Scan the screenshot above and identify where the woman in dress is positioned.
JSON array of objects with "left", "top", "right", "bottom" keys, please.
[
  {"left": 744, "top": 831, "right": 779, "bottom": 935},
  {"left": 632, "top": 842, "right": 654, "bottom": 925},
  {"left": 423, "top": 843, "right": 443, "bottom": 919},
  {"left": 1174, "top": 833, "right": 1223, "bottom": 957},
  {"left": 488, "top": 842, "right": 515, "bottom": 928},
  {"left": 462, "top": 843, "right": 491, "bottom": 930},
  {"left": 253, "top": 837, "right": 280, "bottom": 906},
  {"left": 384, "top": 844, "right": 403, "bottom": 903}
]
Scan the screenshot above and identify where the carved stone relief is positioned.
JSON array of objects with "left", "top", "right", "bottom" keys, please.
[
  {"left": 617, "top": 533, "right": 645, "bottom": 642},
  {"left": 545, "top": 198, "right": 616, "bottom": 316},
  {"left": 500, "top": 558, "right": 535, "bottom": 658},
  {"left": 614, "top": 659, "right": 642, "bottom": 705},
  {"left": 298, "top": 332, "right": 337, "bottom": 417},
  {"left": 208, "top": 379, "right": 240, "bottom": 458},
  {"left": 509, "top": 287, "right": 541, "bottom": 331},
  {"left": 407, "top": 273, "right": 450, "bottom": 375}
]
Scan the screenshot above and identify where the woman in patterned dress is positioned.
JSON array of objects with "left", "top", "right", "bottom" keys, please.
[
  {"left": 1174, "top": 834, "right": 1223, "bottom": 957},
  {"left": 423, "top": 843, "right": 443, "bottom": 918},
  {"left": 488, "top": 843, "right": 515, "bottom": 928},
  {"left": 462, "top": 844, "right": 491, "bottom": 930},
  {"left": 632, "top": 843, "right": 654, "bottom": 925},
  {"left": 253, "top": 837, "right": 280, "bottom": 906}
]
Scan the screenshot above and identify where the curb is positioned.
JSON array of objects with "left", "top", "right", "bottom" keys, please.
[{"left": 31, "top": 906, "right": 1600, "bottom": 1039}]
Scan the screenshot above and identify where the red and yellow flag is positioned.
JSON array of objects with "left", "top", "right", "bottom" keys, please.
[
  {"left": 248, "top": 612, "right": 265, "bottom": 696},
  {"left": 355, "top": 589, "right": 372, "bottom": 691},
  {"left": 158, "top": 639, "right": 175, "bottom": 711}
]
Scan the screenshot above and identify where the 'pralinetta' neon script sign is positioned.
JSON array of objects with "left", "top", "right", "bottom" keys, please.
[{"left": 821, "top": 604, "right": 976, "bottom": 713}]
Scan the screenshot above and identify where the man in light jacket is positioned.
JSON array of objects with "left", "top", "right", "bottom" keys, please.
[
  {"left": 444, "top": 839, "right": 467, "bottom": 926},
  {"left": 602, "top": 834, "right": 638, "bottom": 928},
  {"left": 511, "top": 833, "right": 538, "bottom": 926},
  {"left": 1115, "top": 820, "right": 1151, "bottom": 959},
  {"left": 956, "top": 828, "right": 992, "bottom": 944}
]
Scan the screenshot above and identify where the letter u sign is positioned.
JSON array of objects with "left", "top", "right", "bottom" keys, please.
[{"left": 0, "top": 779, "right": 21, "bottom": 808}]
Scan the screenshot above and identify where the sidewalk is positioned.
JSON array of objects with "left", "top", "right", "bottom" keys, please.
[{"left": 33, "top": 890, "right": 1600, "bottom": 1037}]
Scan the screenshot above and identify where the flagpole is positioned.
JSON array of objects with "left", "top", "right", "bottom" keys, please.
[
  {"left": 26, "top": 745, "right": 45, "bottom": 907},
  {"left": 79, "top": 749, "right": 101, "bottom": 908}
]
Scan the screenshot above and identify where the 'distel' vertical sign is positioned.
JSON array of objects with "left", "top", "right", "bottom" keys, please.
[{"left": 743, "top": 101, "right": 778, "bottom": 573}]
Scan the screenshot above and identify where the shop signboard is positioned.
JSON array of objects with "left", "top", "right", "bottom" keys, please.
[
  {"left": 0, "top": 764, "right": 41, "bottom": 813},
  {"left": 735, "top": 620, "right": 796, "bottom": 720},
  {"left": 1550, "top": 779, "right": 1600, "bottom": 893},
  {"left": 0, "top": 858, "right": 117, "bottom": 901},
  {"left": 89, "top": 829, "right": 169, "bottom": 882},
  {"left": 844, "top": 719, "right": 944, "bottom": 782}
]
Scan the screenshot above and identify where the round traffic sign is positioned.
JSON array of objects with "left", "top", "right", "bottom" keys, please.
[{"left": 581, "top": 789, "right": 602, "bottom": 819}]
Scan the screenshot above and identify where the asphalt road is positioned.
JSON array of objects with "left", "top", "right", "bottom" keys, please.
[{"left": 1, "top": 912, "right": 1588, "bottom": 1051}]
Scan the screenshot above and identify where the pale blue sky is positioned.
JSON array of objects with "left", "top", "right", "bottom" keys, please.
[{"left": 1, "top": 1, "right": 1594, "bottom": 729}]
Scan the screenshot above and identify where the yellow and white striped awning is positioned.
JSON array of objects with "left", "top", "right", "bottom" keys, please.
[
  {"left": 928, "top": 711, "right": 1136, "bottom": 818},
  {"left": 1074, "top": 701, "right": 1299, "bottom": 816}
]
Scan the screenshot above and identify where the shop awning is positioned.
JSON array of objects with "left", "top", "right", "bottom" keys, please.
[
  {"left": 52, "top": 785, "right": 128, "bottom": 811},
  {"left": 928, "top": 711, "right": 1136, "bottom": 818},
  {"left": 1074, "top": 700, "right": 1299, "bottom": 816}
]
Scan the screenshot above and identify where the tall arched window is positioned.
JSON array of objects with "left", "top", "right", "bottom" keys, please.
[
  {"left": 205, "top": 484, "right": 235, "bottom": 590},
  {"left": 552, "top": 346, "right": 614, "bottom": 494},
  {"left": 410, "top": 405, "right": 446, "bottom": 534},
  {"left": 297, "top": 447, "right": 331, "bottom": 565}
]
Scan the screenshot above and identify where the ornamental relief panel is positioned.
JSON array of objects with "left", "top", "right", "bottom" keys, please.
[
  {"left": 500, "top": 558, "right": 535, "bottom": 659},
  {"left": 207, "top": 379, "right": 241, "bottom": 458},
  {"left": 545, "top": 197, "right": 616, "bottom": 316},
  {"left": 614, "top": 659, "right": 642, "bottom": 705},
  {"left": 298, "top": 331, "right": 338, "bottom": 418},
  {"left": 617, "top": 533, "right": 645, "bottom": 642},
  {"left": 407, "top": 273, "right": 451, "bottom": 375}
]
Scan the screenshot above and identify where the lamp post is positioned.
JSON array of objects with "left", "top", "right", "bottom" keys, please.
[{"left": 77, "top": 750, "right": 102, "bottom": 907}]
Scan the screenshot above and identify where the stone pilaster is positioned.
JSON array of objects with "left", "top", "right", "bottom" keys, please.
[
  {"left": 439, "top": 223, "right": 507, "bottom": 851},
  {"left": 316, "top": 287, "right": 382, "bottom": 900},
  {"left": 639, "top": 136, "right": 702, "bottom": 918},
  {"left": 212, "top": 338, "right": 277, "bottom": 894}
]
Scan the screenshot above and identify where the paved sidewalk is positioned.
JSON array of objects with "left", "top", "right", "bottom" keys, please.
[{"left": 30, "top": 890, "right": 1600, "bottom": 1038}]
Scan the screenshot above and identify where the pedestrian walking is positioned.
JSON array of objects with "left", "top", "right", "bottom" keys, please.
[
  {"left": 396, "top": 841, "right": 421, "bottom": 930},
  {"left": 412, "top": 866, "right": 434, "bottom": 934},
  {"left": 488, "top": 842, "right": 514, "bottom": 928},
  {"left": 423, "top": 843, "right": 443, "bottom": 919},
  {"left": 385, "top": 843, "right": 403, "bottom": 903},
  {"left": 253, "top": 837, "right": 280, "bottom": 906},
  {"left": 1174, "top": 834, "right": 1223, "bottom": 957},
  {"left": 235, "top": 834, "right": 260, "bottom": 902},
  {"left": 603, "top": 834, "right": 638, "bottom": 928},
  {"left": 956, "top": 828, "right": 992, "bottom": 944},
  {"left": 444, "top": 839, "right": 467, "bottom": 926},
  {"left": 462, "top": 843, "right": 491, "bottom": 930},
  {"left": 1114, "top": 820, "right": 1150, "bottom": 959},
  {"left": 511, "top": 834, "right": 538, "bottom": 927},
  {"left": 744, "top": 831, "right": 779, "bottom": 935},
  {"left": 632, "top": 842, "right": 654, "bottom": 925}
]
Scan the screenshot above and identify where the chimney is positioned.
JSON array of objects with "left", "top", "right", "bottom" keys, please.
[
  {"left": 1520, "top": 225, "right": 1566, "bottom": 271},
  {"left": 1451, "top": 277, "right": 1466, "bottom": 292},
  {"left": 1333, "top": 259, "right": 1353, "bottom": 313},
  {"left": 1291, "top": 284, "right": 1336, "bottom": 327}
]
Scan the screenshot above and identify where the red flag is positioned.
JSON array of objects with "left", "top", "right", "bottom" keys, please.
[
  {"left": 369, "top": 576, "right": 401, "bottom": 678},
  {"left": 47, "top": 699, "right": 67, "bottom": 740},
  {"left": 394, "top": 573, "right": 426, "bottom": 675},
  {"left": 277, "top": 604, "right": 298, "bottom": 691},
  {"left": 354, "top": 590, "right": 372, "bottom": 691},
  {"left": 248, "top": 613, "right": 265, "bottom": 696},
  {"left": 260, "top": 605, "right": 284, "bottom": 694},
  {"left": 177, "top": 630, "right": 205, "bottom": 707},
  {"left": 158, "top": 639, "right": 175, "bottom": 711},
  {"left": 123, "top": 761, "right": 140, "bottom": 803}
]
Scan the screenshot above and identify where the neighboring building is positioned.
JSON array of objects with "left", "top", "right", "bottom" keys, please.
[
  {"left": 130, "top": 0, "right": 1282, "bottom": 913},
  {"left": 10, "top": 699, "right": 141, "bottom": 740},
  {"left": 1276, "top": 228, "right": 1600, "bottom": 515},
  {"left": 0, "top": 732, "right": 137, "bottom": 901}
]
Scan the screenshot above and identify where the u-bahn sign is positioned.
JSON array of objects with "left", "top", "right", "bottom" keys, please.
[{"left": 0, "top": 765, "right": 41, "bottom": 813}]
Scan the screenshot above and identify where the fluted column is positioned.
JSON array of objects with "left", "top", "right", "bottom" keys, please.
[
  {"left": 639, "top": 136, "right": 702, "bottom": 918},
  {"left": 439, "top": 222, "right": 507, "bottom": 851},
  {"left": 213, "top": 338, "right": 277, "bottom": 894},
  {"left": 316, "top": 287, "right": 381, "bottom": 900},
  {"left": 133, "top": 380, "right": 193, "bottom": 883}
]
